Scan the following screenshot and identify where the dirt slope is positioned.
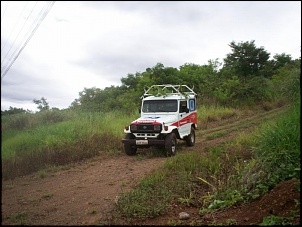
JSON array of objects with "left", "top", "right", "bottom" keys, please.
[{"left": 1, "top": 106, "right": 300, "bottom": 225}]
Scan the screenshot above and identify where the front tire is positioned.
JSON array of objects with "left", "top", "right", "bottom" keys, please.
[
  {"left": 165, "top": 132, "right": 177, "bottom": 157},
  {"left": 186, "top": 127, "right": 195, "bottom": 147},
  {"left": 124, "top": 134, "right": 137, "bottom": 156}
]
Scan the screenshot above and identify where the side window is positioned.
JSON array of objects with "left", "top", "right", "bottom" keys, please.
[
  {"left": 189, "top": 99, "right": 196, "bottom": 111},
  {"left": 179, "top": 100, "right": 187, "bottom": 113}
]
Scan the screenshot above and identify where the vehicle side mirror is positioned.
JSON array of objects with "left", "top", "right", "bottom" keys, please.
[
  {"left": 186, "top": 108, "right": 189, "bottom": 113},
  {"left": 139, "top": 109, "right": 141, "bottom": 114}
]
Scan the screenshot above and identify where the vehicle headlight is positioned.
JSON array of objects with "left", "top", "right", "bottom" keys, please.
[
  {"left": 130, "top": 124, "right": 137, "bottom": 131},
  {"left": 154, "top": 124, "right": 161, "bottom": 131}
]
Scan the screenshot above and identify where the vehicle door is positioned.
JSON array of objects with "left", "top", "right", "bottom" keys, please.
[{"left": 178, "top": 100, "right": 191, "bottom": 137}]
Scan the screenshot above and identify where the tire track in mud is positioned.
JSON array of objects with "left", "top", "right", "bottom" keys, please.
[
  {"left": 197, "top": 105, "right": 288, "bottom": 145},
  {"left": 176, "top": 105, "right": 288, "bottom": 153}
]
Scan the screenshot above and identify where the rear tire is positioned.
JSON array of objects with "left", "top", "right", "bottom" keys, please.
[
  {"left": 186, "top": 127, "right": 195, "bottom": 147},
  {"left": 124, "top": 134, "right": 137, "bottom": 156},
  {"left": 165, "top": 132, "right": 177, "bottom": 157}
]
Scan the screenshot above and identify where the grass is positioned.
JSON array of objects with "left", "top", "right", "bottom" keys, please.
[
  {"left": 198, "top": 105, "right": 239, "bottom": 129},
  {"left": 8, "top": 211, "right": 28, "bottom": 225},
  {"left": 112, "top": 101, "right": 300, "bottom": 223},
  {"left": 1, "top": 109, "right": 139, "bottom": 179},
  {"left": 1, "top": 99, "right": 300, "bottom": 225},
  {"left": 260, "top": 215, "right": 298, "bottom": 226}
]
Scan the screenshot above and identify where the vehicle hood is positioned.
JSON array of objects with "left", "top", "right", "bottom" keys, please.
[{"left": 131, "top": 114, "right": 177, "bottom": 125}]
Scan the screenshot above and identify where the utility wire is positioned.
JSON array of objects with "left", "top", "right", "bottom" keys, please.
[
  {"left": 1, "top": 1, "right": 9, "bottom": 21},
  {"left": 1, "top": 1, "right": 54, "bottom": 78},
  {"left": 1, "top": 1, "right": 35, "bottom": 63},
  {"left": 1, "top": 1, "right": 45, "bottom": 69},
  {"left": 1, "top": 1, "right": 55, "bottom": 80},
  {"left": 1, "top": 1, "right": 30, "bottom": 54}
]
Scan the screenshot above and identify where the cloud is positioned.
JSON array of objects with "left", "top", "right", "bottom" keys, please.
[{"left": 1, "top": 1, "right": 301, "bottom": 111}]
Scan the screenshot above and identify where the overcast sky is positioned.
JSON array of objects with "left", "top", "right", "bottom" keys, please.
[{"left": 1, "top": 1, "right": 301, "bottom": 112}]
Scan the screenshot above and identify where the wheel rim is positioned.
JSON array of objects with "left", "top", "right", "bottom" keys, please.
[
  {"left": 171, "top": 138, "right": 176, "bottom": 154},
  {"left": 190, "top": 130, "right": 195, "bottom": 144},
  {"left": 191, "top": 133, "right": 195, "bottom": 143},
  {"left": 171, "top": 145, "right": 175, "bottom": 153}
]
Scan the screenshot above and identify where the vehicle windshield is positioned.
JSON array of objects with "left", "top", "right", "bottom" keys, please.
[{"left": 142, "top": 100, "right": 177, "bottom": 113}]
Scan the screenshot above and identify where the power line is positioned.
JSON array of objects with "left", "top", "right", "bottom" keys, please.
[
  {"left": 1, "top": 1, "right": 35, "bottom": 62},
  {"left": 1, "top": 1, "right": 56, "bottom": 80},
  {"left": 0, "top": 1, "right": 9, "bottom": 21}
]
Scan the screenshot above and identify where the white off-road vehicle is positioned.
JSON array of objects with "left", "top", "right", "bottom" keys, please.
[{"left": 122, "top": 84, "right": 198, "bottom": 156}]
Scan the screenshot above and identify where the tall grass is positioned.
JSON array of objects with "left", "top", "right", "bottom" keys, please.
[
  {"left": 197, "top": 105, "right": 239, "bottom": 129},
  {"left": 252, "top": 101, "right": 300, "bottom": 189},
  {"left": 113, "top": 101, "right": 300, "bottom": 222},
  {"left": 1, "top": 109, "right": 139, "bottom": 179}
]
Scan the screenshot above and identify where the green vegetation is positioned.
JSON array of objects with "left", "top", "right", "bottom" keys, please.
[
  {"left": 113, "top": 101, "right": 300, "bottom": 224},
  {"left": 8, "top": 211, "right": 28, "bottom": 225},
  {"left": 260, "top": 214, "right": 300, "bottom": 226},
  {"left": 1, "top": 40, "right": 300, "bottom": 224},
  {"left": 1, "top": 110, "right": 139, "bottom": 179}
]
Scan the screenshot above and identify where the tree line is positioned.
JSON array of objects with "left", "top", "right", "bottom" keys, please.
[{"left": 2, "top": 40, "right": 300, "bottom": 115}]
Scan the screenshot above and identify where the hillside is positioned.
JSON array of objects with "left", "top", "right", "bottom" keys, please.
[{"left": 1, "top": 105, "right": 300, "bottom": 225}]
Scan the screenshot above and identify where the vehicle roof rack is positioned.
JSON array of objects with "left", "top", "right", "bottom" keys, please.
[{"left": 141, "top": 84, "right": 197, "bottom": 99}]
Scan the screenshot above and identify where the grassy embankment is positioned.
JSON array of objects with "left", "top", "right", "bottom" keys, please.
[
  {"left": 112, "top": 101, "right": 300, "bottom": 225},
  {"left": 2, "top": 100, "right": 300, "bottom": 225},
  {"left": 1, "top": 103, "right": 270, "bottom": 179},
  {"left": 1, "top": 110, "right": 137, "bottom": 179}
]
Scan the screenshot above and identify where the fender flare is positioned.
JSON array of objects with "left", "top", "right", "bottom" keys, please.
[{"left": 162, "top": 125, "right": 178, "bottom": 134}]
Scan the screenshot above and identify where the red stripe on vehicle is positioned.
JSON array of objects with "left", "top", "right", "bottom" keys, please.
[{"left": 171, "top": 112, "right": 197, "bottom": 126}]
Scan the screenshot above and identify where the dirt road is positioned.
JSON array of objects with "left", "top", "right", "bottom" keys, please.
[
  {"left": 1, "top": 154, "right": 168, "bottom": 225},
  {"left": 1, "top": 106, "right": 300, "bottom": 225}
]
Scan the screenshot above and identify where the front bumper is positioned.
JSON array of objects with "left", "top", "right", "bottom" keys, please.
[{"left": 121, "top": 138, "right": 165, "bottom": 146}]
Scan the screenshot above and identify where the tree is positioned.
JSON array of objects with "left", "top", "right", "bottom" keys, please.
[
  {"left": 70, "top": 87, "right": 102, "bottom": 111},
  {"left": 143, "top": 62, "right": 181, "bottom": 85},
  {"left": 271, "top": 53, "right": 292, "bottom": 70},
  {"left": 223, "top": 40, "right": 270, "bottom": 79},
  {"left": 121, "top": 72, "right": 142, "bottom": 90},
  {"left": 1, "top": 106, "right": 28, "bottom": 115},
  {"left": 33, "top": 97, "right": 50, "bottom": 111},
  {"left": 179, "top": 60, "right": 222, "bottom": 101},
  {"left": 213, "top": 76, "right": 240, "bottom": 106}
]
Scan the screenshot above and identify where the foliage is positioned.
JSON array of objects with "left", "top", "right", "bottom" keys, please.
[
  {"left": 271, "top": 53, "right": 293, "bottom": 70},
  {"left": 253, "top": 102, "right": 300, "bottom": 189},
  {"left": 270, "top": 60, "right": 301, "bottom": 102},
  {"left": 1, "top": 109, "right": 75, "bottom": 131},
  {"left": 33, "top": 97, "right": 50, "bottom": 111},
  {"left": 1, "top": 106, "right": 29, "bottom": 115},
  {"left": 1, "top": 109, "right": 138, "bottom": 179},
  {"left": 113, "top": 95, "right": 300, "bottom": 219},
  {"left": 212, "top": 76, "right": 240, "bottom": 106},
  {"left": 9, "top": 211, "right": 28, "bottom": 225},
  {"left": 116, "top": 170, "right": 173, "bottom": 219},
  {"left": 3, "top": 39, "right": 299, "bottom": 114},
  {"left": 223, "top": 40, "right": 270, "bottom": 78},
  {"left": 260, "top": 215, "right": 297, "bottom": 226},
  {"left": 65, "top": 40, "right": 299, "bottom": 111},
  {"left": 2, "top": 112, "right": 35, "bottom": 130}
]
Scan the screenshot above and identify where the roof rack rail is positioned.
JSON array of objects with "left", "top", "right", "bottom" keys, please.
[{"left": 141, "top": 84, "right": 197, "bottom": 99}]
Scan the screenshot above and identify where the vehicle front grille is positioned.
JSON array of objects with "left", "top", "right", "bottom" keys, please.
[{"left": 130, "top": 123, "right": 162, "bottom": 133}]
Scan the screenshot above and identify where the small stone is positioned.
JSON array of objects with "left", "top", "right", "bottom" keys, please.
[
  {"left": 114, "top": 196, "right": 119, "bottom": 205},
  {"left": 203, "top": 213, "right": 212, "bottom": 221},
  {"left": 179, "top": 211, "right": 190, "bottom": 220}
]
